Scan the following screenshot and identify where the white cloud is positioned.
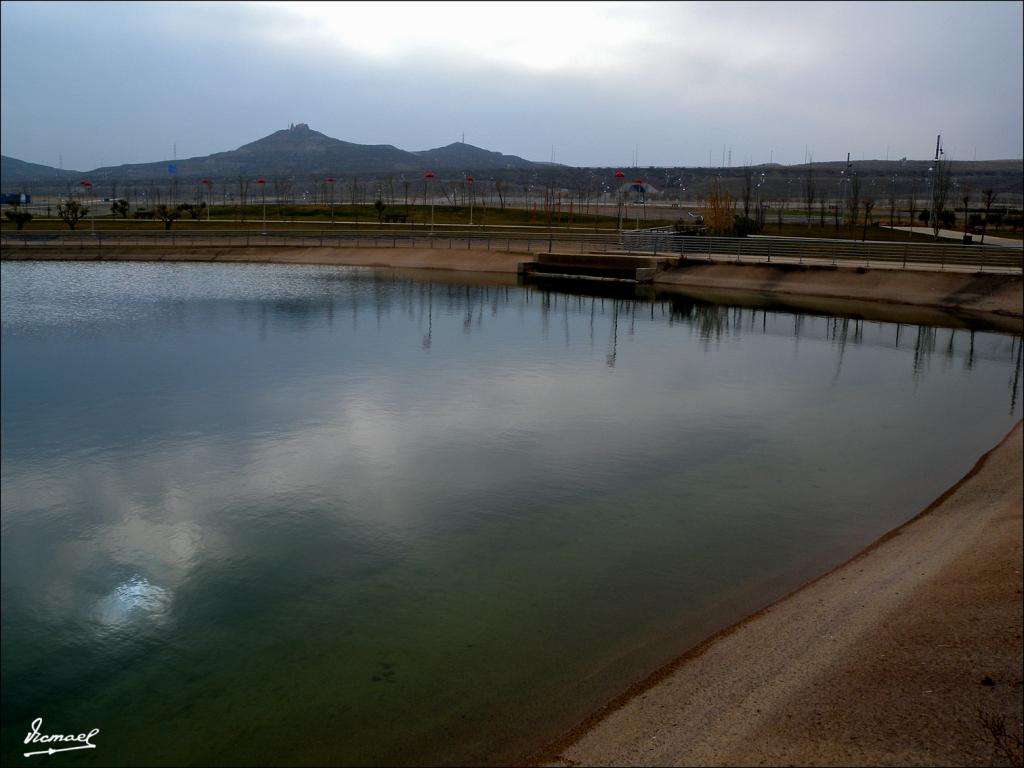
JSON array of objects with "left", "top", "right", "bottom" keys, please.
[
  {"left": 255, "top": 1, "right": 659, "bottom": 73},
  {"left": 1, "top": 1, "right": 1021, "bottom": 168}
]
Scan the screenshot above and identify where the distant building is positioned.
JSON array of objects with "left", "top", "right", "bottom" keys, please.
[
  {"left": 0, "top": 193, "right": 31, "bottom": 204},
  {"left": 617, "top": 181, "right": 658, "bottom": 196}
]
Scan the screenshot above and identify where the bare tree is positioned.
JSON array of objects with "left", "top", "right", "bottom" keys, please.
[
  {"left": 439, "top": 181, "right": 454, "bottom": 206},
  {"left": 237, "top": 177, "right": 249, "bottom": 222},
  {"left": 907, "top": 177, "right": 918, "bottom": 241},
  {"left": 271, "top": 176, "right": 293, "bottom": 220},
  {"left": 959, "top": 182, "right": 971, "bottom": 235},
  {"left": 819, "top": 199, "right": 826, "bottom": 227},
  {"left": 494, "top": 179, "right": 505, "bottom": 210},
  {"left": 156, "top": 204, "right": 180, "bottom": 230},
  {"left": 861, "top": 196, "right": 875, "bottom": 241},
  {"left": 888, "top": 176, "right": 897, "bottom": 228},
  {"left": 803, "top": 155, "right": 815, "bottom": 229},
  {"left": 4, "top": 205, "right": 33, "bottom": 230},
  {"left": 741, "top": 164, "right": 753, "bottom": 219},
  {"left": 755, "top": 199, "right": 767, "bottom": 232},
  {"left": 980, "top": 189, "right": 998, "bottom": 245},
  {"left": 703, "top": 177, "right": 736, "bottom": 234}
]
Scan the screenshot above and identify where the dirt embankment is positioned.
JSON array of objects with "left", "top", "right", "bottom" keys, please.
[
  {"left": 538, "top": 421, "right": 1024, "bottom": 767},
  {"left": 0, "top": 245, "right": 527, "bottom": 274},
  {"left": 654, "top": 262, "right": 1023, "bottom": 331}
]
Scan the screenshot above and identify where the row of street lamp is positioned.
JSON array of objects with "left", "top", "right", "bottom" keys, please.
[{"left": 73, "top": 169, "right": 647, "bottom": 234}]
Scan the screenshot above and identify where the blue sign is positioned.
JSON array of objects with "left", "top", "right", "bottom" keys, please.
[{"left": 168, "top": 163, "right": 177, "bottom": 175}]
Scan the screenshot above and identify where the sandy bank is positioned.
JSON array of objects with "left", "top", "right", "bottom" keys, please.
[
  {"left": 539, "top": 421, "right": 1023, "bottom": 767},
  {"left": 3, "top": 246, "right": 1021, "bottom": 330},
  {"left": 0, "top": 245, "right": 527, "bottom": 274}
]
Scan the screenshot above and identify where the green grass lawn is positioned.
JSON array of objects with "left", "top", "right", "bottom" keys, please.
[
  {"left": 2, "top": 203, "right": 637, "bottom": 232},
  {"left": 3, "top": 203, "right": 1018, "bottom": 244}
]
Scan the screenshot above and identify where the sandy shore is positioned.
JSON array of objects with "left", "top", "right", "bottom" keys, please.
[{"left": 537, "top": 421, "right": 1023, "bottom": 767}]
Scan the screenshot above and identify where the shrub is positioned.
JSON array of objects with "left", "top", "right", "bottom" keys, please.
[
  {"left": 4, "top": 208, "right": 33, "bottom": 230},
  {"left": 733, "top": 215, "right": 760, "bottom": 237},
  {"left": 57, "top": 200, "right": 88, "bottom": 230}
]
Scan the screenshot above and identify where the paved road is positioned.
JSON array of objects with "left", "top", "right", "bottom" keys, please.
[{"left": 881, "top": 225, "right": 1023, "bottom": 248}]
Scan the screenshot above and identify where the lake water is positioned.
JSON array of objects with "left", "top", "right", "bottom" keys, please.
[{"left": 1, "top": 261, "right": 1020, "bottom": 766}]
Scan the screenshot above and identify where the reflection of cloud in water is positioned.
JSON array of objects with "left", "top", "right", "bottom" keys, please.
[{"left": 93, "top": 576, "right": 172, "bottom": 634}]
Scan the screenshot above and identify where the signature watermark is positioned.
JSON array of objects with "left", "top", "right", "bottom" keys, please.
[{"left": 23, "top": 718, "right": 99, "bottom": 758}]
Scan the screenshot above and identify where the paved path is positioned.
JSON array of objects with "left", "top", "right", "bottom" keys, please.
[{"left": 881, "top": 225, "right": 1023, "bottom": 248}]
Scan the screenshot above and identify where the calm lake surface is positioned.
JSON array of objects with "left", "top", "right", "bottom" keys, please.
[{"left": 2, "top": 261, "right": 1021, "bottom": 766}]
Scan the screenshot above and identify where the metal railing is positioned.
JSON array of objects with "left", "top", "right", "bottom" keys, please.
[
  {"left": 620, "top": 228, "right": 1023, "bottom": 271},
  {"left": 0, "top": 228, "right": 619, "bottom": 253},
  {"left": 2, "top": 228, "right": 1022, "bottom": 272}
]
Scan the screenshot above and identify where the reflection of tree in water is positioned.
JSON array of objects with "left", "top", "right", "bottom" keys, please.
[
  {"left": 664, "top": 296, "right": 734, "bottom": 341},
  {"left": 248, "top": 270, "right": 1022, "bottom": 412},
  {"left": 827, "top": 317, "right": 863, "bottom": 384},
  {"left": 606, "top": 300, "right": 619, "bottom": 368},
  {"left": 912, "top": 326, "right": 937, "bottom": 379},
  {"left": 422, "top": 283, "right": 432, "bottom": 350}
]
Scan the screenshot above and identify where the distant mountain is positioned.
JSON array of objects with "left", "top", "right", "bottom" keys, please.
[
  {"left": 2, "top": 126, "right": 1021, "bottom": 203},
  {"left": 412, "top": 142, "right": 537, "bottom": 171},
  {"left": 0, "top": 155, "right": 82, "bottom": 186},
  {"left": 1, "top": 124, "right": 545, "bottom": 187}
]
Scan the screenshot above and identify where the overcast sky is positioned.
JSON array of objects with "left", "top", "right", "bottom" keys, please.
[{"left": 1, "top": 1, "right": 1022, "bottom": 171}]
